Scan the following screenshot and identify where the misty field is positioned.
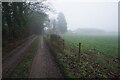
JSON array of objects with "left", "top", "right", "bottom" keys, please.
[
  {"left": 58, "top": 33, "right": 119, "bottom": 78},
  {"left": 61, "top": 34, "right": 118, "bottom": 58}
]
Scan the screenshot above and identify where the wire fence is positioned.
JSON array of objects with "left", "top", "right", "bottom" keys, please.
[
  {"left": 63, "top": 38, "right": 119, "bottom": 64},
  {"left": 45, "top": 34, "right": 119, "bottom": 78}
]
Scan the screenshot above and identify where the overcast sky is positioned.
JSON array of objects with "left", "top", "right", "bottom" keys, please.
[{"left": 49, "top": 0, "right": 118, "bottom": 32}]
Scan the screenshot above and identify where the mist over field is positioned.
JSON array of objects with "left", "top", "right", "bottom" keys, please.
[
  {"left": 67, "top": 28, "right": 118, "bottom": 36},
  {"left": 53, "top": 0, "right": 118, "bottom": 34}
]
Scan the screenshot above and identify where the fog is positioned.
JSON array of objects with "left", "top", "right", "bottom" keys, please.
[{"left": 51, "top": 0, "right": 118, "bottom": 34}]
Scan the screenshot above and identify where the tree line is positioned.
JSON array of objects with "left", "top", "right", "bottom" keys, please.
[
  {"left": 2, "top": 1, "right": 67, "bottom": 47},
  {"left": 2, "top": 1, "right": 50, "bottom": 47}
]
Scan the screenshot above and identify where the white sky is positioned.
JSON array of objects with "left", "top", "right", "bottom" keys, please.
[{"left": 49, "top": 0, "right": 119, "bottom": 32}]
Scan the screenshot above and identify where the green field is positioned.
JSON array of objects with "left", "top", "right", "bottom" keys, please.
[
  {"left": 60, "top": 33, "right": 118, "bottom": 78},
  {"left": 61, "top": 34, "right": 118, "bottom": 58},
  {"left": 46, "top": 34, "right": 118, "bottom": 78}
]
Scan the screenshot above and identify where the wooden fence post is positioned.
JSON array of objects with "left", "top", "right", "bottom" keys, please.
[
  {"left": 63, "top": 40, "right": 64, "bottom": 50},
  {"left": 78, "top": 43, "right": 81, "bottom": 62}
]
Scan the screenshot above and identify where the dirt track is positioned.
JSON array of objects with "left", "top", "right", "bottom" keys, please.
[
  {"left": 2, "top": 36, "right": 37, "bottom": 78},
  {"left": 29, "top": 36, "right": 62, "bottom": 78}
]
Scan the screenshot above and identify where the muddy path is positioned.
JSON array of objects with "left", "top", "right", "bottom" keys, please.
[
  {"left": 29, "top": 36, "right": 63, "bottom": 78},
  {"left": 2, "top": 35, "right": 37, "bottom": 78}
]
